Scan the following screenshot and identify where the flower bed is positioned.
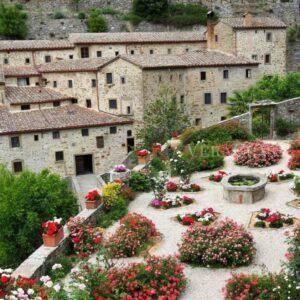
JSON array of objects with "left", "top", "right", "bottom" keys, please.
[
  {"left": 105, "top": 213, "right": 158, "bottom": 258},
  {"left": 150, "top": 195, "right": 194, "bottom": 209},
  {"left": 288, "top": 150, "right": 300, "bottom": 170},
  {"left": 268, "top": 170, "right": 295, "bottom": 182},
  {"left": 70, "top": 256, "right": 187, "bottom": 299},
  {"left": 179, "top": 218, "right": 256, "bottom": 267},
  {"left": 176, "top": 208, "right": 219, "bottom": 226},
  {"left": 217, "top": 143, "right": 234, "bottom": 156},
  {"left": 250, "top": 209, "right": 296, "bottom": 229},
  {"left": 209, "top": 170, "right": 228, "bottom": 182},
  {"left": 165, "top": 180, "right": 201, "bottom": 192},
  {"left": 234, "top": 141, "right": 282, "bottom": 167}
]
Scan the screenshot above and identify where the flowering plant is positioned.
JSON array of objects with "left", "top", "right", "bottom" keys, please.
[
  {"left": 105, "top": 213, "right": 158, "bottom": 258},
  {"left": 217, "top": 143, "right": 233, "bottom": 156},
  {"left": 234, "top": 141, "right": 282, "bottom": 167},
  {"left": 42, "top": 217, "right": 62, "bottom": 236},
  {"left": 85, "top": 189, "right": 101, "bottom": 202},
  {"left": 179, "top": 218, "right": 256, "bottom": 267},
  {"left": 254, "top": 209, "right": 294, "bottom": 228},
  {"left": 113, "top": 164, "right": 127, "bottom": 172},
  {"left": 166, "top": 180, "right": 201, "bottom": 192},
  {"left": 165, "top": 180, "right": 178, "bottom": 192},
  {"left": 137, "top": 149, "right": 149, "bottom": 157},
  {"left": 288, "top": 150, "right": 300, "bottom": 170},
  {"left": 177, "top": 207, "right": 218, "bottom": 226},
  {"left": 150, "top": 195, "right": 194, "bottom": 209},
  {"left": 152, "top": 143, "right": 162, "bottom": 150},
  {"left": 209, "top": 170, "right": 227, "bottom": 182},
  {"left": 268, "top": 170, "right": 295, "bottom": 182}
]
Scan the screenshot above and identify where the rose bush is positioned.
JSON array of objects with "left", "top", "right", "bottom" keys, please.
[{"left": 179, "top": 219, "right": 256, "bottom": 267}]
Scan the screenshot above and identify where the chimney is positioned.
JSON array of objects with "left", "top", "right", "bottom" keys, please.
[
  {"left": 243, "top": 12, "right": 253, "bottom": 27},
  {"left": 207, "top": 11, "right": 216, "bottom": 50}
]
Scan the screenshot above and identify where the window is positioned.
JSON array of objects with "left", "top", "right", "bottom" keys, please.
[
  {"left": 221, "top": 116, "right": 227, "bottom": 121},
  {"left": 45, "top": 55, "right": 51, "bottom": 63},
  {"left": 17, "top": 78, "right": 30, "bottom": 86},
  {"left": 81, "top": 128, "right": 89, "bottom": 136},
  {"left": 130, "top": 50, "right": 135, "bottom": 55},
  {"left": 220, "top": 92, "right": 227, "bottom": 104},
  {"left": 109, "top": 99, "right": 117, "bottom": 109},
  {"left": 223, "top": 70, "right": 229, "bottom": 79},
  {"left": 53, "top": 81, "right": 57, "bottom": 88},
  {"left": 200, "top": 71, "right": 206, "bottom": 81},
  {"left": 53, "top": 101, "right": 60, "bottom": 107},
  {"left": 266, "top": 32, "right": 272, "bottom": 42},
  {"left": 195, "top": 118, "right": 201, "bottom": 126},
  {"left": 55, "top": 151, "right": 64, "bottom": 161},
  {"left": 127, "top": 130, "right": 132, "bottom": 137},
  {"left": 167, "top": 49, "right": 171, "bottom": 54},
  {"left": 69, "top": 54, "right": 73, "bottom": 59},
  {"left": 180, "top": 95, "right": 185, "bottom": 104},
  {"left": 215, "top": 35, "right": 218, "bottom": 42},
  {"left": 80, "top": 47, "right": 89, "bottom": 58},
  {"left": 68, "top": 80, "right": 73, "bottom": 88},
  {"left": 158, "top": 75, "right": 162, "bottom": 82},
  {"left": 204, "top": 93, "right": 212, "bottom": 105},
  {"left": 34, "top": 135, "right": 39, "bottom": 141},
  {"left": 265, "top": 54, "right": 271, "bottom": 64},
  {"left": 52, "top": 131, "right": 60, "bottom": 139},
  {"left": 106, "top": 73, "right": 113, "bottom": 84},
  {"left": 96, "top": 136, "right": 104, "bottom": 148},
  {"left": 115, "top": 51, "right": 119, "bottom": 56},
  {"left": 246, "top": 69, "right": 252, "bottom": 78},
  {"left": 96, "top": 51, "right": 102, "bottom": 57},
  {"left": 252, "top": 54, "right": 258, "bottom": 61},
  {"left": 86, "top": 99, "right": 92, "bottom": 108},
  {"left": 91, "top": 79, "right": 96, "bottom": 87},
  {"left": 110, "top": 126, "right": 117, "bottom": 134},
  {"left": 21, "top": 104, "right": 30, "bottom": 110},
  {"left": 11, "top": 136, "right": 20, "bottom": 148},
  {"left": 121, "top": 77, "right": 126, "bottom": 84},
  {"left": 72, "top": 99, "right": 78, "bottom": 104},
  {"left": 25, "top": 58, "right": 30, "bottom": 64},
  {"left": 170, "top": 75, "right": 173, "bottom": 81},
  {"left": 149, "top": 49, "right": 154, "bottom": 54},
  {"left": 127, "top": 106, "right": 131, "bottom": 114},
  {"left": 3, "top": 58, "right": 8, "bottom": 64},
  {"left": 13, "top": 161, "right": 23, "bottom": 173},
  {"left": 179, "top": 74, "right": 183, "bottom": 81},
  {"left": 185, "top": 48, "right": 189, "bottom": 52}
]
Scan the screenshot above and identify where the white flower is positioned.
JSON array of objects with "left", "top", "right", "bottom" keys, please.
[
  {"left": 40, "top": 275, "right": 51, "bottom": 283},
  {"left": 53, "top": 217, "right": 62, "bottom": 224},
  {"left": 45, "top": 280, "right": 53, "bottom": 288},
  {"left": 17, "top": 288, "right": 24, "bottom": 294},
  {"left": 53, "top": 284, "right": 61, "bottom": 292},
  {"left": 52, "top": 263, "right": 62, "bottom": 270},
  {"left": 77, "top": 283, "right": 86, "bottom": 290},
  {"left": 4, "top": 268, "right": 13, "bottom": 273},
  {"left": 8, "top": 296, "right": 17, "bottom": 300},
  {"left": 174, "top": 159, "right": 178, "bottom": 163},
  {"left": 70, "top": 268, "right": 78, "bottom": 273},
  {"left": 27, "top": 289, "right": 35, "bottom": 295}
]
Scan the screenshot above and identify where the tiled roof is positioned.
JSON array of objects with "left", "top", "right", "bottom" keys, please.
[
  {"left": 221, "top": 17, "right": 286, "bottom": 29},
  {"left": 0, "top": 40, "right": 74, "bottom": 51},
  {"left": 121, "top": 50, "right": 259, "bottom": 69},
  {"left": 5, "top": 86, "right": 75, "bottom": 105},
  {"left": 0, "top": 105, "right": 132, "bottom": 135},
  {"left": 38, "top": 57, "right": 112, "bottom": 73},
  {"left": 69, "top": 31, "right": 206, "bottom": 45},
  {"left": 3, "top": 66, "right": 40, "bottom": 77}
]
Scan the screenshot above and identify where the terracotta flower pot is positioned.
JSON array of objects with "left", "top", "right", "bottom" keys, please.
[
  {"left": 43, "top": 227, "right": 64, "bottom": 247},
  {"left": 152, "top": 144, "right": 162, "bottom": 154},
  {"left": 138, "top": 154, "right": 150, "bottom": 165},
  {"left": 85, "top": 199, "right": 101, "bottom": 210}
]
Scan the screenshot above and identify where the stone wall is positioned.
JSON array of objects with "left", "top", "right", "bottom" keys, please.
[{"left": 275, "top": 97, "right": 300, "bottom": 123}]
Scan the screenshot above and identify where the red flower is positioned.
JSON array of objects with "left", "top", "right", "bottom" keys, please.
[
  {"left": 72, "top": 236, "right": 81, "bottom": 244},
  {"left": 269, "top": 174, "right": 278, "bottom": 182},
  {"left": 93, "top": 237, "right": 102, "bottom": 245},
  {"left": 137, "top": 149, "right": 149, "bottom": 157},
  {"left": 85, "top": 189, "right": 100, "bottom": 201},
  {"left": 0, "top": 276, "right": 9, "bottom": 284},
  {"left": 166, "top": 181, "right": 178, "bottom": 192},
  {"left": 182, "top": 216, "right": 195, "bottom": 225}
]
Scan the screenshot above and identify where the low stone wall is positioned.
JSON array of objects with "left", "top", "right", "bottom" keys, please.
[
  {"left": 275, "top": 97, "right": 300, "bottom": 124},
  {"left": 208, "top": 112, "right": 251, "bottom": 131}
]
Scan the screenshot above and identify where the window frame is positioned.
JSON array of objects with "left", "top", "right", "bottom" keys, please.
[
  {"left": 204, "top": 93, "right": 212, "bottom": 105},
  {"left": 81, "top": 128, "right": 89, "bottom": 137},
  {"left": 55, "top": 151, "right": 64, "bottom": 162},
  {"left": 109, "top": 99, "right": 117, "bottom": 109},
  {"left": 10, "top": 136, "right": 21, "bottom": 148},
  {"left": 52, "top": 131, "right": 60, "bottom": 139},
  {"left": 109, "top": 126, "right": 117, "bottom": 134}
]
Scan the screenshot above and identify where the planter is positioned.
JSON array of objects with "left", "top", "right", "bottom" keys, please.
[
  {"left": 42, "top": 227, "right": 64, "bottom": 247},
  {"left": 109, "top": 169, "right": 131, "bottom": 182},
  {"left": 138, "top": 154, "right": 150, "bottom": 165},
  {"left": 152, "top": 144, "right": 162, "bottom": 154},
  {"left": 85, "top": 199, "right": 101, "bottom": 210}
]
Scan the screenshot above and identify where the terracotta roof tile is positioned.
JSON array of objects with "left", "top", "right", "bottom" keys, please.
[
  {"left": 221, "top": 17, "right": 286, "bottom": 29},
  {"left": 3, "top": 66, "right": 40, "bottom": 77},
  {"left": 0, "top": 40, "right": 74, "bottom": 51},
  {"left": 5, "top": 86, "right": 75, "bottom": 105},
  {"left": 0, "top": 105, "right": 132, "bottom": 134}
]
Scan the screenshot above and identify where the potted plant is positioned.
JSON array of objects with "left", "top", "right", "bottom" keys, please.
[
  {"left": 109, "top": 164, "right": 130, "bottom": 182},
  {"left": 152, "top": 143, "right": 162, "bottom": 154},
  {"left": 85, "top": 189, "right": 102, "bottom": 209},
  {"left": 137, "top": 149, "right": 150, "bottom": 165},
  {"left": 42, "top": 217, "right": 64, "bottom": 247}
]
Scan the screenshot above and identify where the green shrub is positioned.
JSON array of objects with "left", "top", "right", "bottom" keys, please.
[
  {"left": 293, "top": 176, "right": 300, "bottom": 196},
  {"left": 78, "top": 11, "right": 86, "bottom": 20},
  {"left": 99, "top": 7, "right": 118, "bottom": 15},
  {"left": 121, "top": 13, "right": 144, "bottom": 25},
  {"left": 275, "top": 117, "right": 298, "bottom": 137},
  {"left": 287, "top": 23, "right": 300, "bottom": 42},
  {"left": 97, "top": 202, "right": 127, "bottom": 228},
  {"left": 87, "top": 9, "right": 108, "bottom": 32},
  {"left": 0, "top": 4, "right": 27, "bottom": 39},
  {"left": 125, "top": 171, "right": 151, "bottom": 192},
  {"left": 149, "top": 156, "right": 166, "bottom": 175},
  {"left": 102, "top": 182, "right": 125, "bottom": 210},
  {"left": 53, "top": 10, "right": 65, "bottom": 19},
  {"left": 0, "top": 166, "right": 78, "bottom": 267},
  {"left": 133, "top": 0, "right": 168, "bottom": 20},
  {"left": 252, "top": 116, "right": 270, "bottom": 138}
]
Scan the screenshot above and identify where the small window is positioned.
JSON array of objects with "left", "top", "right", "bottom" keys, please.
[
  {"left": 17, "top": 78, "right": 30, "bottom": 86},
  {"left": 52, "top": 131, "right": 60, "bottom": 139},
  {"left": 185, "top": 48, "right": 189, "bottom": 52},
  {"left": 223, "top": 70, "right": 229, "bottom": 79},
  {"left": 96, "top": 51, "right": 102, "bottom": 57},
  {"left": 110, "top": 126, "right": 117, "bottom": 134},
  {"left": 246, "top": 69, "right": 252, "bottom": 78},
  {"left": 158, "top": 75, "right": 162, "bottom": 82},
  {"left": 68, "top": 80, "right": 73, "bottom": 88},
  {"left": 127, "top": 106, "right": 131, "bottom": 114},
  {"left": 106, "top": 73, "right": 113, "bottom": 84},
  {"left": 69, "top": 54, "right": 73, "bottom": 59},
  {"left": 200, "top": 71, "right": 206, "bottom": 81},
  {"left": 86, "top": 99, "right": 92, "bottom": 108},
  {"left": 130, "top": 50, "right": 135, "bottom": 55},
  {"left": 13, "top": 161, "right": 23, "bottom": 173},
  {"left": 121, "top": 77, "right": 126, "bottom": 84},
  {"left": 53, "top": 101, "right": 60, "bottom": 107},
  {"left": 215, "top": 35, "right": 218, "bottom": 42},
  {"left": 179, "top": 74, "right": 183, "bottom": 81},
  {"left": 265, "top": 54, "right": 271, "bottom": 64},
  {"left": 81, "top": 128, "right": 89, "bottom": 136},
  {"left": 252, "top": 54, "right": 258, "bottom": 61},
  {"left": 266, "top": 32, "right": 272, "bottom": 42},
  {"left": 55, "top": 151, "right": 64, "bottom": 161},
  {"left": 11, "top": 136, "right": 20, "bottom": 148},
  {"left": 96, "top": 136, "right": 104, "bottom": 148},
  {"left": 180, "top": 95, "right": 185, "bottom": 104},
  {"left": 149, "top": 49, "right": 154, "bottom": 55},
  {"left": 80, "top": 47, "right": 89, "bottom": 58},
  {"left": 109, "top": 99, "right": 117, "bottom": 109},
  {"left": 221, "top": 116, "right": 227, "bottom": 121},
  {"left": 25, "top": 58, "right": 30, "bottom": 64},
  {"left": 195, "top": 118, "right": 202, "bottom": 126},
  {"left": 115, "top": 51, "right": 119, "bottom": 56},
  {"left": 170, "top": 75, "right": 173, "bottom": 81},
  {"left": 204, "top": 93, "right": 212, "bottom": 105},
  {"left": 220, "top": 92, "right": 227, "bottom": 104},
  {"left": 127, "top": 130, "right": 132, "bottom": 137},
  {"left": 45, "top": 55, "right": 51, "bottom": 63},
  {"left": 91, "top": 79, "right": 96, "bottom": 88},
  {"left": 53, "top": 81, "right": 57, "bottom": 88},
  {"left": 167, "top": 49, "right": 171, "bottom": 54},
  {"left": 21, "top": 104, "right": 30, "bottom": 110},
  {"left": 3, "top": 58, "right": 8, "bottom": 64},
  {"left": 72, "top": 99, "right": 78, "bottom": 104},
  {"left": 34, "top": 135, "right": 39, "bottom": 141}
]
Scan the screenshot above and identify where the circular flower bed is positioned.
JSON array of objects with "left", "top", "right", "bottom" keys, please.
[
  {"left": 234, "top": 141, "right": 282, "bottom": 167},
  {"left": 150, "top": 195, "right": 194, "bottom": 209},
  {"left": 105, "top": 213, "right": 158, "bottom": 258},
  {"left": 176, "top": 208, "right": 219, "bottom": 226},
  {"left": 179, "top": 218, "right": 256, "bottom": 267}
]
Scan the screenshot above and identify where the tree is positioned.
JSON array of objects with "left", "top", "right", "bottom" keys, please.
[
  {"left": 0, "top": 4, "right": 27, "bottom": 39},
  {"left": 0, "top": 166, "right": 78, "bottom": 267},
  {"left": 87, "top": 9, "right": 108, "bottom": 32},
  {"left": 137, "top": 87, "right": 190, "bottom": 149},
  {"left": 133, "top": 0, "right": 168, "bottom": 20}
]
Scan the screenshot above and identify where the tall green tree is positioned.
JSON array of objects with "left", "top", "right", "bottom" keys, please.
[
  {"left": 0, "top": 166, "right": 78, "bottom": 267},
  {"left": 87, "top": 9, "right": 108, "bottom": 32},
  {"left": 0, "top": 4, "right": 27, "bottom": 39},
  {"left": 137, "top": 87, "right": 190, "bottom": 149}
]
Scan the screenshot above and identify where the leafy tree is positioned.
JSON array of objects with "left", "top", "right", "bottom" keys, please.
[
  {"left": 229, "top": 72, "right": 300, "bottom": 116},
  {"left": 0, "top": 4, "right": 27, "bottom": 39},
  {"left": 137, "top": 87, "right": 190, "bottom": 149},
  {"left": 0, "top": 166, "right": 78, "bottom": 267},
  {"left": 87, "top": 9, "right": 108, "bottom": 32},
  {"left": 133, "top": 0, "right": 168, "bottom": 20}
]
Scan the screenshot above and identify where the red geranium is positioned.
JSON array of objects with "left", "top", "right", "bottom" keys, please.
[
  {"left": 137, "top": 149, "right": 149, "bottom": 157},
  {"left": 42, "top": 219, "right": 62, "bottom": 236},
  {"left": 85, "top": 189, "right": 101, "bottom": 202},
  {"left": 182, "top": 216, "right": 195, "bottom": 225},
  {"left": 0, "top": 276, "right": 9, "bottom": 284},
  {"left": 166, "top": 181, "right": 178, "bottom": 192}
]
